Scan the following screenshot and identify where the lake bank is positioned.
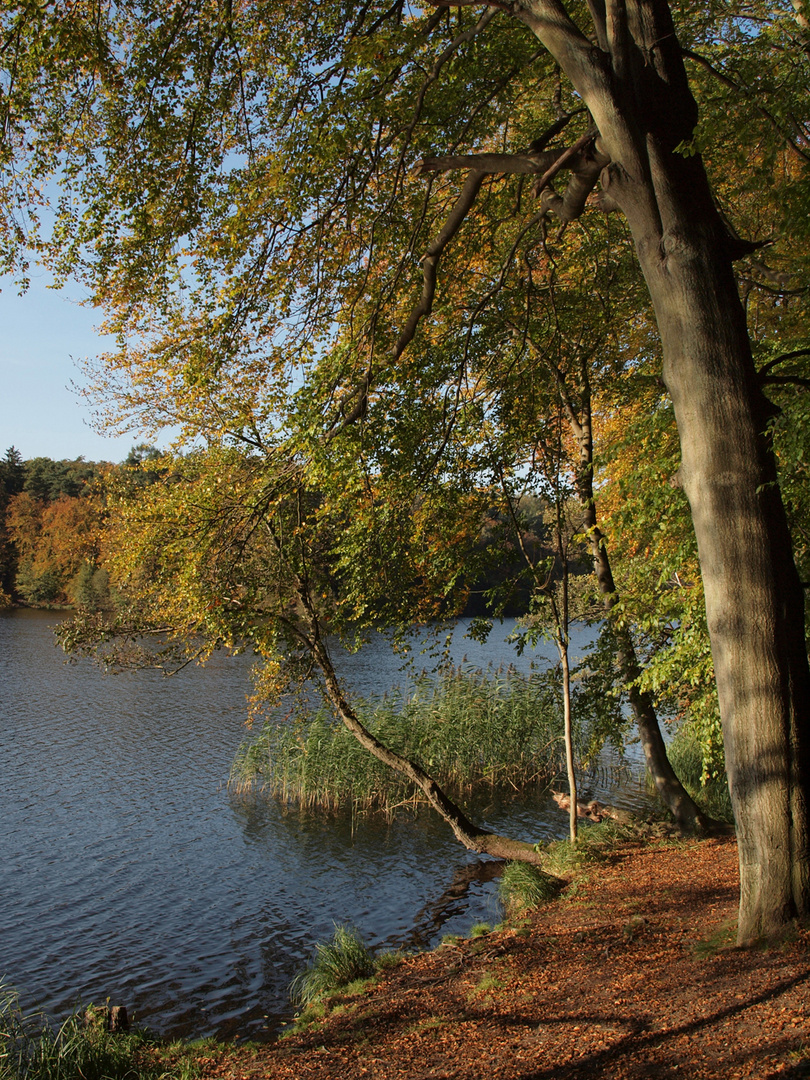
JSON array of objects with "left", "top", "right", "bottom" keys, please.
[
  {"left": 1, "top": 609, "right": 656, "bottom": 1039},
  {"left": 172, "top": 835, "right": 810, "bottom": 1080}
]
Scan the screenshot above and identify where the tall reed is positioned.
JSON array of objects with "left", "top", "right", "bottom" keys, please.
[
  {"left": 663, "top": 726, "right": 734, "bottom": 823},
  {"left": 230, "top": 666, "right": 566, "bottom": 816}
]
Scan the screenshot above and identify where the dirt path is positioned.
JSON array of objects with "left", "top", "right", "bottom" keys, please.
[{"left": 186, "top": 837, "right": 810, "bottom": 1079}]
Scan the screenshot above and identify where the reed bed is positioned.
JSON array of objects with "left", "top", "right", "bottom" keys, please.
[
  {"left": 663, "top": 726, "right": 734, "bottom": 823},
  {"left": 230, "top": 666, "right": 566, "bottom": 816}
]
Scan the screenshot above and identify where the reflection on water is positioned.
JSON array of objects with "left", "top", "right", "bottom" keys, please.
[{"left": 0, "top": 609, "right": 656, "bottom": 1040}]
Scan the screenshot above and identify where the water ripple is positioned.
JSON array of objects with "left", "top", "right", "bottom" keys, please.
[{"left": 0, "top": 609, "right": 657, "bottom": 1039}]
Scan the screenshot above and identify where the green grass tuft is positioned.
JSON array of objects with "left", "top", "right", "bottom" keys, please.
[
  {"left": 289, "top": 925, "right": 378, "bottom": 1009},
  {"left": 690, "top": 918, "right": 738, "bottom": 958},
  {"left": 539, "top": 819, "right": 637, "bottom": 877},
  {"left": 0, "top": 981, "right": 169, "bottom": 1080},
  {"left": 469, "top": 922, "right": 491, "bottom": 938},
  {"left": 664, "top": 727, "right": 734, "bottom": 823},
  {"left": 499, "top": 861, "right": 563, "bottom": 913}
]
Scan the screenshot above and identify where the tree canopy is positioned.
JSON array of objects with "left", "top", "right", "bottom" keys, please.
[{"left": 2, "top": 0, "right": 810, "bottom": 942}]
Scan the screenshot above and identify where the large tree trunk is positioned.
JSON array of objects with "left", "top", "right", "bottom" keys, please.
[
  {"left": 517, "top": 0, "right": 810, "bottom": 941},
  {"left": 637, "top": 207, "right": 810, "bottom": 942}
]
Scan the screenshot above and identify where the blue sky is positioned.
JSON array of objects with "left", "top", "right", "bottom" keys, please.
[{"left": 0, "top": 270, "right": 143, "bottom": 464}]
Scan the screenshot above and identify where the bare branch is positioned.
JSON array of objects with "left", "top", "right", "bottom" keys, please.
[
  {"left": 585, "top": 0, "right": 609, "bottom": 50},
  {"left": 512, "top": 0, "right": 599, "bottom": 89},
  {"left": 758, "top": 347, "right": 810, "bottom": 376},
  {"left": 420, "top": 125, "right": 608, "bottom": 223},
  {"left": 747, "top": 259, "right": 798, "bottom": 290},
  {"left": 605, "top": 0, "right": 631, "bottom": 82},
  {"left": 419, "top": 149, "right": 573, "bottom": 175}
]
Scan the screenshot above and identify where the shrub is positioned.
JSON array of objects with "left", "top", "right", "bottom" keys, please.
[{"left": 499, "top": 862, "right": 562, "bottom": 913}]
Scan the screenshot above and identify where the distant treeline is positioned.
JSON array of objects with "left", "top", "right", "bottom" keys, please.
[
  {"left": 0, "top": 445, "right": 557, "bottom": 614},
  {"left": 0, "top": 445, "right": 161, "bottom": 608}
]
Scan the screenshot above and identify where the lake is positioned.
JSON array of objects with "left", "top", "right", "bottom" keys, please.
[{"left": 0, "top": 608, "right": 656, "bottom": 1040}]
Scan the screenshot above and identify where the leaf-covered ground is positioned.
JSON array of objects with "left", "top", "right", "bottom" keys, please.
[{"left": 174, "top": 837, "right": 810, "bottom": 1079}]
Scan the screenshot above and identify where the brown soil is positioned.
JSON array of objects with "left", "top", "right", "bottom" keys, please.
[{"left": 184, "top": 836, "right": 810, "bottom": 1079}]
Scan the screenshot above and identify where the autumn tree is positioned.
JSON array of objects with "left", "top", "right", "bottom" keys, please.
[
  {"left": 64, "top": 444, "right": 558, "bottom": 867},
  {"left": 1, "top": 0, "right": 809, "bottom": 941},
  {"left": 472, "top": 209, "right": 715, "bottom": 832},
  {"left": 1, "top": 455, "right": 109, "bottom": 606},
  {"left": 0, "top": 447, "right": 24, "bottom": 599}
]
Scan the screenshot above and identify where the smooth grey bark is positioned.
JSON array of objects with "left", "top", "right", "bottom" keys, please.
[
  {"left": 636, "top": 210, "right": 810, "bottom": 941},
  {"left": 510, "top": 0, "right": 810, "bottom": 941}
]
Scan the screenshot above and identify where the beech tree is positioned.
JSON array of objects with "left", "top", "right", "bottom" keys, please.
[
  {"left": 2, "top": 0, "right": 809, "bottom": 942},
  {"left": 480, "top": 244, "right": 716, "bottom": 832},
  {"left": 489, "top": 0, "right": 810, "bottom": 943},
  {"left": 62, "top": 445, "right": 556, "bottom": 866}
]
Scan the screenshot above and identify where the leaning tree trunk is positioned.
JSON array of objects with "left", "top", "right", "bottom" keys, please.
[
  {"left": 513, "top": 0, "right": 810, "bottom": 941},
  {"left": 312, "top": 636, "right": 552, "bottom": 864},
  {"left": 583, "top": 479, "right": 715, "bottom": 834},
  {"left": 291, "top": 578, "right": 553, "bottom": 867},
  {"left": 553, "top": 358, "right": 715, "bottom": 833}
]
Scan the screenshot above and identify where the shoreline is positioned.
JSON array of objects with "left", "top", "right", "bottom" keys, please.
[{"left": 147, "top": 834, "right": 809, "bottom": 1080}]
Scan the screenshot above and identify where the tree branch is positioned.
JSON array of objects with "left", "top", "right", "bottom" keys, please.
[
  {"left": 682, "top": 48, "right": 810, "bottom": 163},
  {"left": 326, "top": 169, "right": 487, "bottom": 437},
  {"left": 758, "top": 348, "right": 810, "bottom": 376},
  {"left": 418, "top": 128, "right": 603, "bottom": 182},
  {"left": 394, "top": 174, "right": 487, "bottom": 359},
  {"left": 427, "top": 0, "right": 514, "bottom": 11},
  {"left": 420, "top": 127, "right": 607, "bottom": 224},
  {"left": 760, "top": 375, "right": 810, "bottom": 390},
  {"left": 536, "top": 128, "right": 606, "bottom": 219}
]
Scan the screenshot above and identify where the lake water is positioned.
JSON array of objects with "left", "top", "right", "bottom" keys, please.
[{"left": 0, "top": 609, "right": 656, "bottom": 1040}]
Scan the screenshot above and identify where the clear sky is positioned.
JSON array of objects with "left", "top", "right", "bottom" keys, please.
[{"left": 0, "top": 269, "right": 147, "bottom": 464}]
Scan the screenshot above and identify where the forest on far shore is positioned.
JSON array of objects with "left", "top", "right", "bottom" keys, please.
[
  {"left": 0, "top": 445, "right": 553, "bottom": 616},
  {"left": 0, "top": 445, "right": 153, "bottom": 610}
]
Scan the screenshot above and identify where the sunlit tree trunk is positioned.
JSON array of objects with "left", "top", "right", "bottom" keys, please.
[
  {"left": 556, "top": 364, "right": 715, "bottom": 833},
  {"left": 639, "top": 211, "right": 810, "bottom": 942},
  {"left": 559, "top": 630, "right": 578, "bottom": 844}
]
